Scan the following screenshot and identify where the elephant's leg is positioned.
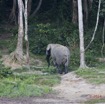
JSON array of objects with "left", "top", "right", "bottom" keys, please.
[
  {"left": 54, "top": 63, "right": 62, "bottom": 74},
  {"left": 46, "top": 55, "right": 50, "bottom": 67},
  {"left": 64, "top": 62, "right": 68, "bottom": 74},
  {"left": 53, "top": 60, "right": 62, "bottom": 74},
  {"left": 57, "top": 65, "right": 63, "bottom": 74},
  {"left": 64, "top": 66, "right": 68, "bottom": 74}
]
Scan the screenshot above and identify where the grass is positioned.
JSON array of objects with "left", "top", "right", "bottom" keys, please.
[
  {"left": 76, "top": 63, "right": 105, "bottom": 103},
  {"left": 0, "top": 63, "right": 60, "bottom": 97},
  {"left": 0, "top": 70, "right": 60, "bottom": 97},
  {"left": 85, "top": 98, "right": 105, "bottom": 104},
  {"left": 0, "top": 82, "right": 51, "bottom": 97},
  {"left": 76, "top": 63, "right": 105, "bottom": 84}
]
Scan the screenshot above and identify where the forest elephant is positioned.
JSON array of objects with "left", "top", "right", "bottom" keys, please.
[{"left": 46, "top": 44, "right": 70, "bottom": 74}]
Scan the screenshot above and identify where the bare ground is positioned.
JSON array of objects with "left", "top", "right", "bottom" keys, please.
[
  {"left": 0, "top": 94, "right": 70, "bottom": 104},
  {"left": 0, "top": 72, "right": 105, "bottom": 104},
  {"left": 53, "top": 72, "right": 105, "bottom": 103}
]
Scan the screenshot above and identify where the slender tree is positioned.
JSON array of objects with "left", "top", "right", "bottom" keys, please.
[
  {"left": 12, "top": 0, "right": 24, "bottom": 62},
  {"left": 85, "top": 0, "right": 101, "bottom": 50},
  {"left": 77, "top": 0, "right": 87, "bottom": 68},
  {"left": 30, "top": 0, "right": 42, "bottom": 18},
  {"left": 9, "top": 0, "right": 25, "bottom": 64},
  {"left": 24, "top": 0, "right": 30, "bottom": 67}
]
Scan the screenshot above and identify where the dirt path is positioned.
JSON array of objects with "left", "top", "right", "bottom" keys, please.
[
  {"left": 0, "top": 72, "right": 105, "bottom": 104},
  {"left": 53, "top": 72, "right": 105, "bottom": 103},
  {"left": 0, "top": 95, "right": 70, "bottom": 104}
]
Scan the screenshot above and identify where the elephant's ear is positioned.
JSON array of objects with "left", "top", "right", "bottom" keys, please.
[
  {"left": 46, "top": 44, "right": 51, "bottom": 56},
  {"left": 46, "top": 44, "right": 51, "bottom": 51},
  {"left": 46, "top": 44, "right": 52, "bottom": 67}
]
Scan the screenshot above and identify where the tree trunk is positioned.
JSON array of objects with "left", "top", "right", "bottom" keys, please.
[
  {"left": 9, "top": 0, "right": 17, "bottom": 24},
  {"left": 17, "top": 0, "right": 24, "bottom": 53},
  {"left": 77, "top": 0, "right": 86, "bottom": 68},
  {"left": 7, "top": 0, "right": 24, "bottom": 64},
  {"left": 72, "top": 0, "right": 78, "bottom": 24},
  {"left": 24, "top": 0, "right": 30, "bottom": 67}
]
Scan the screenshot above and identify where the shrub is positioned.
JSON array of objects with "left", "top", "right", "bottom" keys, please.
[
  {"left": 0, "top": 61, "right": 13, "bottom": 78},
  {"left": 29, "top": 22, "right": 78, "bottom": 55}
]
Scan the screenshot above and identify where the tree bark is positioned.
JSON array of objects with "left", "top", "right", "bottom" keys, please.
[
  {"left": 77, "top": 0, "right": 86, "bottom": 68},
  {"left": 72, "top": 0, "right": 78, "bottom": 24},
  {"left": 24, "top": 0, "right": 30, "bottom": 67},
  {"left": 14, "top": 0, "right": 24, "bottom": 62}
]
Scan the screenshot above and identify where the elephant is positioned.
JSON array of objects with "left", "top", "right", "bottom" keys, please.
[{"left": 46, "top": 44, "right": 70, "bottom": 74}]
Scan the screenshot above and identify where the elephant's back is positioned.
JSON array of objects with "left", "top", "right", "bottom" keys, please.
[
  {"left": 51, "top": 44, "right": 70, "bottom": 64},
  {"left": 54, "top": 45, "right": 70, "bottom": 56}
]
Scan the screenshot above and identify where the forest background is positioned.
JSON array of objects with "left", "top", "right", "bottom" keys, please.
[{"left": 0, "top": 0, "right": 105, "bottom": 69}]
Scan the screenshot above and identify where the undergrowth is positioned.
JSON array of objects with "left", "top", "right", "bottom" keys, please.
[
  {"left": 76, "top": 63, "right": 105, "bottom": 84},
  {"left": 0, "top": 73, "right": 60, "bottom": 97},
  {"left": 0, "top": 60, "right": 60, "bottom": 97}
]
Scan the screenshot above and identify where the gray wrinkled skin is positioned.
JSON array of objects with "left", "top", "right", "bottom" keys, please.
[{"left": 46, "top": 44, "right": 70, "bottom": 74}]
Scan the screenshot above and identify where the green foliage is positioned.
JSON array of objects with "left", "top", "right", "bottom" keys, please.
[
  {"left": 70, "top": 48, "right": 80, "bottom": 70},
  {"left": 29, "top": 23, "right": 56, "bottom": 54},
  {"left": 0, "top": 61, "right": 13, "bottom": 78},
  {"left": 0, "top": 82, "right": 52, "bottom": 97},
  {"left": 84, "top": 28, "right": 103, "bottom": 56},
  {"left": 7, "top": 27, "right": 18, "bottom": 53},
  {"left": 29, "top": 22, "right": 78, "bottom": 55},
  {"left": 15, "top": 74, "right": 60, "bottom": 87},
  {"left": 85, "top": 51, "right": 98, "bottom": 67},
  {"left": 0, "top": 26, "right": 18, "bottom": 53}
]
